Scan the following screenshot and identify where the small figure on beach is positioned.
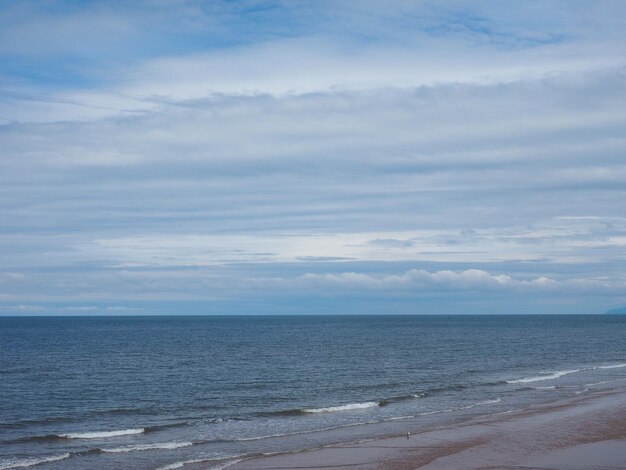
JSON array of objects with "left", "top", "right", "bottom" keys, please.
[{"left": 406, "top": 432, "right": 411, "bottom": 439}]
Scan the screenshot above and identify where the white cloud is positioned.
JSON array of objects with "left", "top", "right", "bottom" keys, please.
[
  {"left": 0, "top": 304, "right": 44, "bottom": 312},
  {"left": 4, "top": 0, "right": 626, "bottom": 124},
  {"left": 257, "top": 268, "right": 624, "bottom": 294},
  {"left": 6, "top": 36, "right": 625, "bottom": 124},
  {"left": 2, "top": 1, "right": 626, "bottom": 314},
  {"left": 72, "top": 215, "right": 626, "bottom": 267},
  {"left": 120, "top": 38, "right": 621, "bottom": 101},
  {"left": 296, "top": 269, "right": 524, "bottom": 290}
]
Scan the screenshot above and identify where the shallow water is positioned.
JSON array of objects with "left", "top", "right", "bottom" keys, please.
[{"left": 1, "top": 315, "right": 625, "bottom": 469}]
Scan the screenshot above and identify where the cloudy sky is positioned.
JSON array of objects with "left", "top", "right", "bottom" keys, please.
[{"left": 1, "top": 0, "right": 625, "bottom": 315}]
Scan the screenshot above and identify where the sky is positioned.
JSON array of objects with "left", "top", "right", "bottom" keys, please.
[{"left": 1, "top": 0, "right": 626, "bottom": 315}]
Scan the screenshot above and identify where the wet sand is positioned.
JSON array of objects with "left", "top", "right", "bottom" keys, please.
[{"left": 229, "top": 387, "right": 626, "bottom": 469}]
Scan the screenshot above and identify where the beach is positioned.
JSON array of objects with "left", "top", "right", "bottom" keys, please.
[{"left": 230, "top": 387, "right": 626, "bottom": 470}]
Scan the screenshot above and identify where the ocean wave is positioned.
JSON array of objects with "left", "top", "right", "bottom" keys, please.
[
  {"left": 426, "top": 383, "right": 468, "bottom": 393},
  {"left": 83, "top": 407, "right": 152, "bottom": 417},
  {"left": 256, "top": 400, "right": 382, "bottom": 418},
  {"left": 207, "top": 397, "right": 504, "bottom": 446},
  {"left": 193, "top": 416, "right": 249, "bottom": 425},
  {"left": 101, "top": 441, "right": 193, "bottom": 453},
  {"left": 224, "top": 432, "right": 303, "bottom": 442},
  {"left": 212, "top": 419, "right": 383, "bottom": 443},
  {"left": 0, "top": 416, "right": 72, "bottom": 430},
  {"left": 59, "top": 428, "right": 145, "bottom": 439},
  {"left": 157, "top": 457, "right": 244, "bottom": 470},
  {"left": 597, "top": 363, "right": 626, "bottom": 369},
  {"left": 216, "top": 383, "right": 487, "bottom": 422},
  {"left": 208, "top": 459, "right": 245, "bottom": 470},
  {"left": 461, "top": 398, "right": 501, "bottom": 409},
  {"left": 417, "top": 398, "right": 502, "bottom": 417},
  {"left": 583, "top": 378, "right": 626, "bottom": 387},
  {"left": 255, "top": 409, "right": 306, "bottom": 418},
  {"left": 0, "top": 453, "right": 70, "bottom": 470},
  {"left": 506, "top": 362, "right": 626, "bottom": 385},
  {"left": 144, "top": 422, "right": 189, "bottom": 432},
  {"left": 5, "top": 427, "right": 150, "bottom": 444},
  {"left": 303, "top": 401, "right": 380, "bottom": 413},
  {"left": 385, "top": 414, "right": 419, "bottom": 421},
  {"left": 379, "top": 393, "right": 427, "bottom": 406},
  {"left": 0, "top": 408, "right": 153, "bottom": 430},
  {"left": 182, "top": 383, "right": 492, "bottom": 425},
  {"left": 506, "top": 369, "right": 580, "bottom": 384},
  {"left": 3, "top": 434, "right": 65, "bottom": 444},
  {"left": 158, "top": 459, "right": 208, "bottom": 470}
]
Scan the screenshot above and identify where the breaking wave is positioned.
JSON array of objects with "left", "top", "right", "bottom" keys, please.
[
  {"left": 157, "top": 457, "right": 244, "bottom": 470},
  {"left": 0, "top": 453, "right": 70, "bottom": 470},
  {"left": 101, "top": 441, "right": 193, "bottom": 453},
  {"left": 597, "top": 363, "right": 626, "bottom": 369},
  {"left": 59, "top": 428, "right": 145, "bottom": 439},
  {"left": 506, "top": 369, "right": 580, "bottom": 384},
  {"left": 506, "top": 362, "right": 626, "bottom": 384},
  {"left": 302, "top": 401, "right": 380, "bottom": 413},
  {"left": 461, "top": 398, "right": 501, "bottom": 409}
]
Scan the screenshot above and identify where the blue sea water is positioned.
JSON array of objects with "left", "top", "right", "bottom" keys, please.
[{"left": 1, "top": 315, "right": 625, "bottom": 469}]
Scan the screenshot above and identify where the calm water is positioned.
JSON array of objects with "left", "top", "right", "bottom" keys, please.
[{"left": 1, "top": 315, "right": 625, "bottom": 469}]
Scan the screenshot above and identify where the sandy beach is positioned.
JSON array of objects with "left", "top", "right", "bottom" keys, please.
[{"left": 229, "top": 387, "right": 626, "bottom": 470}]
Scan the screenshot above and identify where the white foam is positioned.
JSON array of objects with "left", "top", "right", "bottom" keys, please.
[
  {"left": 303, "top": 401, "right": 379, "bottom": 413},
  {"left": 493, "top": 410, "right": 515, "bottom": 415},
  {"left": 60, "top": 428, "right": 144, "bottom": 439},
  {"left": 157, "top": 456, "right": 233, "bottom": 470},
  {"left": 506, "top": 369, "right": 580, "bottom": 384},
  {"left": 386, "top": 415, "right": 418, "bottom": 421},
  {"left": 102, "top": 442, "right": 192, "bottom": 453},
  {"left": 416, "top": 399, "right": 501, "bottom": 417},
  {"left": 224, "top": 417, "right": 389, "bottom": 445},
  {"left": 208, "top": 460, "right": 244, "bottom": 470},
  {"left": 158, "top": 460, "right": 204, "bottom": 470},
  {"left": 583, "top": 379, "right": 626, "bottom": 387},
  {"left": 461, "top": 398, "right": 502, "bottom": 409},
  {"left": 597, "top": 363, "right": 626, "bottom": 369},
  {"left": 420, "top": 409, "right": 452, "bottom": 416},
  {"left": 227, "top": 419, "right": 380, "bottom": 443},
  {"left": 477, "top": 398, "right": 502, "bottom": 406},
  {"left": 158, "top": 457, "right": 244, "bottom": 470},
  {"left": 231, "top": 432, "right": 291, "bottom": 442},
  {"left": 506, "top": 362, "right": 626, "bottom": 385},
  {"left": 0, "top": 453, "right": 70, "bottom": 470}
]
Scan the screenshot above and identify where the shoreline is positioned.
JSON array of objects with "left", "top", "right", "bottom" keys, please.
[{"left": 227, "top": 386, "right": 626, "bottom": 470}]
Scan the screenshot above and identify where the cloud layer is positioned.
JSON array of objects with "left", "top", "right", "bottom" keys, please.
[{"left": 1, "top": 1, "right": 625, "bottom": 314}]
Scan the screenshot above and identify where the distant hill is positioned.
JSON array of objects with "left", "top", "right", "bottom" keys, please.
[{"left": 605, "top": 307, "right": 626, "bottom": 314}]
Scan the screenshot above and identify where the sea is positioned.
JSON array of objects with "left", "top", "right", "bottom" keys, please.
[{"left": 1, "top": 315, "right": 625, "bottom": 469}]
